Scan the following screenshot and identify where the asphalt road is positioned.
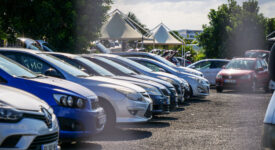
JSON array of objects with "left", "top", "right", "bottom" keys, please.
[{"left": 62, "top": 89, "right": 272, "bottom": 150}]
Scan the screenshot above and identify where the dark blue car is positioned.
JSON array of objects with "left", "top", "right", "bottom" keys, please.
[{"left": 0, "top": 54, "right": 106, "bottom": 142}]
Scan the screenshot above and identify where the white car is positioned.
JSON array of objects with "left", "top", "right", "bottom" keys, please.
[
  {"left": 0, "top": 85, "right": 59, "bottom": 150},
  {"left": 188, "top": 59, "right": 229, "bottom": 85},
  {"left": 263, "top": 91, "right": 275, "bottom": 149}
]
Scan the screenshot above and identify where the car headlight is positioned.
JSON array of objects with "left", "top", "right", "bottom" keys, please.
[
  {"left": 139, "top": 85, "right": 162, "bottom": 96},
  {"left": 0, "top": 103, "right": 23, "bottom": 122},
  {"left": 53, "top": 94, "right": 86, "bottom": 108},
  {"left": 115, "top": 88, "right": 144, "bottom": 101},
  {"left": 240, "top": 74, "right": 251, "bottom": 79},
  {"left": 189, "top": 76, "right": 203, "bottom": 84},
  {"left": 216, "top": 74, "right": 222, "bottom": 79}
]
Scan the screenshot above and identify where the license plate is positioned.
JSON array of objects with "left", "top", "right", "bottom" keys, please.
[
  {"left": 224, "top": 79, "right": 236, "bottom": 83},
  {"left": 41, "top": 141, "right": 58, "bottom": 150}
]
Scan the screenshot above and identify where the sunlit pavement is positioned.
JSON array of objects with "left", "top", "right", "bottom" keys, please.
[{"left": 62, "top": 89, "right": 272, "bottom": 150}]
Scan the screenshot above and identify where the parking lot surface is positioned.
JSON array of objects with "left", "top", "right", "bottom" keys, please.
[{"left": 62, "top": 89, "right": 272, "bottom": 150}]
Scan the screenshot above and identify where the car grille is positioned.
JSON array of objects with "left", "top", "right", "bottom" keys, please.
[
  {"left": 144, "top": 104, "right": 152, "bottom": 118},
  {"left": 173, "top": 84, "right": 181, "bottom": 94},
  {"left": 28, "top": 132, "right": 58, "bottom": 150},
  {"left": 161, "top": 89, "right": 169, "bottom": 96},
  {"left": 222, "top": 75, "right": 241, "bottom": 80},
  {"left": 23, "top": 113, "right": 52, "bottom": 128}
]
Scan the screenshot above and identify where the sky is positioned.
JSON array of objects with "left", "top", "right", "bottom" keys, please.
[{"left": 111, "top": 0, "right": 275, "bottom": 30}]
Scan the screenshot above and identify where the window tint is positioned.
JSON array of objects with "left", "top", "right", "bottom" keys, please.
[
  {"left": 194, "top": 61, "right": 211, "bottom": 69},
  {"left": 210, "top": 61, "right": 228, "bottom": 69}
]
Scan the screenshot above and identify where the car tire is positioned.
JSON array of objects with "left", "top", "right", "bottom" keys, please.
[
  {"left": 216, "top": 86, "right": 223, "bottom": 93},
  {"left": 98, "top": 98, "right": 116, "bottom": 131}
]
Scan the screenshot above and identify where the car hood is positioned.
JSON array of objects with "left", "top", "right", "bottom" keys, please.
[
  {"left": 219, "top": 69, "right": 254, "bottom": 76},
  {"left": 0, "top": 85, "right": 49, "bottom": 111},
  {"left": 29, "top": 77, "right": 96, "bottom": 97},
  {"left": 113, "top": 76, "right": 166, "bottom": 89},
  {"left": 153, "top": 72, "right": 182, "bottom": 83},
  {"left": 132, "top": 75, "right": 174, "bottom": 88},
  {"left": 85, "top": 76, "right": 145, "bottom": 93},
  {"left": 176, "top": 66, "right": 203, "bottom": 76}
]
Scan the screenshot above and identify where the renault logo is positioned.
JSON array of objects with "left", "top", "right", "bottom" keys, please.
[{"left": 41, "top": 107, "right": 52, "bottom": 128}]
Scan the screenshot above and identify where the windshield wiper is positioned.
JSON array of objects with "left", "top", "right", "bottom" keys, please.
[{"left": 17, "top": 75, "right": 34, "bottom": 79}]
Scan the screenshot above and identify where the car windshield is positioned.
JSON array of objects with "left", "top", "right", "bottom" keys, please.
[
  {"left": 225, "top": 59, "right": 255, "bottom": 70},
  {"left": 42, "top": 43, "right": 55, "bottom": 52},
  {"left": 0, "top": 55, "right": 37, "bottom": 78},
  {"left": 37, "top": 53, "right": 90, "bottom": 77},
  {"left": 153, "top": 54, "right": 177, "bottom": 67},
  {"left": 95, "top": 57, "right": 137, "bottom": 75},
  {"left": 75, "top": 57, "right": 114, "bottom": 77},
  {"left": 114, "top": 56, "right": 153, "bottom": 72}
]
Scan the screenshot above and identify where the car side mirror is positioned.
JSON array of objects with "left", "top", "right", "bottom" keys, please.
[
  {"left": 45, "top": 68, "right": 62, "bottom": 78},
  {"left": 80, "top": 67, "right": 88, "bottom": 73},
  {"left": 190, "top": 65, "right": 195, "bottom": 69},
  {"left": 222, "top": 65, "right": 226, "bottom": 69}
]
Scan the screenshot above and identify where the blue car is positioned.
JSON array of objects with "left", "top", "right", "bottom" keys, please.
[{"left": 0, "top": 54, "right": 106, "bottom": 142}]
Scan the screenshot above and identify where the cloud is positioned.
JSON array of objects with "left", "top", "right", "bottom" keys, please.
[{"left": 112, "top": 0, "right": 275, "bottom": 30}]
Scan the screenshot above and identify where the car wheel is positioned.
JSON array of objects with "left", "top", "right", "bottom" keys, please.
[
  {"left": 98, "top": 98, "right": 116, "bottom": 131},
  {"left": 216, "top": 86, "right": 223, "bottom": 93}
]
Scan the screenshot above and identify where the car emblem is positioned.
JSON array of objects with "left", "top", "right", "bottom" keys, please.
[{"left": 41, "top": 107, "right": 52, "bottom": 128}]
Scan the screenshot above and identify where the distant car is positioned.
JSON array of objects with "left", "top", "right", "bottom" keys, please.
[
  {"left": 176, "top": 57, "right": 192, "bottom": 66},
  {"left": 129, "top": 57, "right": 210, "bottom": 98},
  {"left": 114, "top": 52, "right": 204, "bottom": 77},
  {"left": 188, "top": 59, "right": 229, "bottom": 85},
  {"left": 36, "top": 40, "right": 55, "bottom": 52},
  {"left": 245, "top": 49, "right": 270, "bottom": 62},
  {"left": 0, "top": 53, "right": 106, "bottom": 142},
  {"left": 0, "top": 85, "right": 59, "bottom": 150},
  {"left": 216, "top": 58, "right": 270, "bottom": 92},
  {"left": 16, "top": 37, "right": 43, "bottom": 51}
]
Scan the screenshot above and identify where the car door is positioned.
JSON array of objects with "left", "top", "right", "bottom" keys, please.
[
  {"left": 259, "top": 59, "right": 270, "bottom": 86},
  {"left": 255, "top": 59, "right": 267, "bottom": 87},
  {"left": 191, "top": 61, "right": 212, "bottom": 83}
]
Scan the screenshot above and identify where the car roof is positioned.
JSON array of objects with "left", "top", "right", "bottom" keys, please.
[
  {"left": 0, "top": 47, "right": 41, "bottom": 54},
  {"left": 245, "top": 49, "right": 270, "bottom": 53},
  {"left": 198, "top": 59, "right": 230, "bottom": 62},
  {"left": 233, "top": 57, "right": 258, "bottom": 61},
  {"left": 44, "top": 52, "right": 78, "bottom": 59},
  {"left": 114, "top": 52, "right": 155, "bottom": 56}
]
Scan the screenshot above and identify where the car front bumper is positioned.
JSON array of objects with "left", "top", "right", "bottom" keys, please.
[
  {"left": 0, "top": 116, "right": 59, "bottom": 150},
  {"left": 116, "top": 97, "right": 152, "bottom": 123},
  {"left": 53, "top": 106, "right": 106, "bottom": 141},
  {"left": 192, "top": 83, "right": 210, "bottom": 97}
]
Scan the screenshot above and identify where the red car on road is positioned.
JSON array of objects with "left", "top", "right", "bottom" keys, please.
[{"left": 216, "top": 58, "right": 270, "bottom": 92}]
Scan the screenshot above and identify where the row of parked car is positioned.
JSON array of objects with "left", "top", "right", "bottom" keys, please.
[{"left": 0, "top": 38, "right": 210, "bottom": 149}]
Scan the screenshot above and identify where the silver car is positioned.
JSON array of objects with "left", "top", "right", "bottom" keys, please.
[{"left": 0, "top": 85, "right": 59, "bottom": 150}]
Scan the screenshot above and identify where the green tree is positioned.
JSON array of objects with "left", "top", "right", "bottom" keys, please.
[
  {"left": 127, "top": 12, "right": 149, "bottom": 35},
  {"left": 198, "top": 0, "right": 267, "bottom": 58},
  {"left": 0, "top": 0, "right": 112, "bottom": 53}
]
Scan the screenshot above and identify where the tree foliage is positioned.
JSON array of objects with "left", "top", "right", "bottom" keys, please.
[
  {"left": 198, "top": 0, "right": 269, "bottom": 58},
  {"left": 0, "top": 0, "right": 112, "bottom": 53},
  {"left": 127, "top": 12, "right": 150, "bottom": 36}
]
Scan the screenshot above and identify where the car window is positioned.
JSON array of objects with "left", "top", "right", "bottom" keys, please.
[
  {"left": 256, "top": 60, "right": 262, "bottom": 69},
  {"left": 139, "top": 61, "right": 166, "bottom": 72},
  {"left": 210, "top": 61, "right": 228, "bottom": 69},
  {"left": 194, "top": 61, "right": 211, "bottom": 69},
  {"left": 260, "top": 59, "right": 268, "bottom": 69}
]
